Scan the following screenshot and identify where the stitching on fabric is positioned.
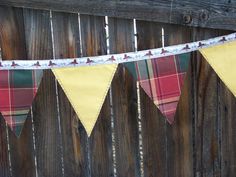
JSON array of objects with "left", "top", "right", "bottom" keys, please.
[
  {"left": 52, "top": 64, "right": 118, "bottom": 136},
  {"left": 52, "top": 69, "right": 90, "bottom": 134},
  {"left": 86, "top": 64, "right": 118, "bottom": 136}
]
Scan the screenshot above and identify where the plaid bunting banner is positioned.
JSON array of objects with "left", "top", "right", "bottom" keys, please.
[
  {"left": 0, "top": 70, "right": 43, "bottom": 137},
  {"left": 125, "top": 53, "right": 190, "bottom": 123}
]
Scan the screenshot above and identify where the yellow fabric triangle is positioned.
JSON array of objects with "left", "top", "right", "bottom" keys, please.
[
  {"left": 200, "top": 41, "right": 236, "bottom": 97},
  {"left": 52, "top": 64, "right": 118, "bottom": 136}
]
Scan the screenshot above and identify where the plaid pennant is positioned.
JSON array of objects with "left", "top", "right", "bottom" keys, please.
[
  {"left": 125, "top": 53, "right": 190, "bottom": 123},
  {"left": 0, "top": 70, "right": 43, "bottom": 137}
]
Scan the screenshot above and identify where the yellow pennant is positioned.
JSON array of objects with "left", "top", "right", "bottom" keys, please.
[
  {"left": 52, "top": 64, "right": 118, "bottom": 136},
  {"left": 200, "top": 41, "right": 236, "bottom": 97}
]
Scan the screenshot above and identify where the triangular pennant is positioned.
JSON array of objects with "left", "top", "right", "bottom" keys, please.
[
  {"left": 200, "top": 41, "right": 236, "bottom": 97},
  {"left": 0, "top": 70, "right": 43, "bottom": 137},
  {"left": 125, "top": 53, "right": 190, "bottom": 123},
  {"left": 52, "top": 64, "right": 118, "bottom": 136}
]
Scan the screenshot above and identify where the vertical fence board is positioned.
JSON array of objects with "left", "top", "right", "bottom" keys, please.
[
  {"left": 0, "top": 6, "right": 26, "bottom": 60},
  {"left": 215, "top": 30, "right": 234, "bottom": 177},
  {"left": 51, "top": 11, "right": 88, "bottom": 177},
  {"left": 0, "top": 6, "right": 12, "bottom": 177},
  {"left": 109, "top": 17, "right": 141, "bottom": 177},
  {"left": 220, "top": 81, "right": 236, "bottom": 177},
  {"left": 0, "top": 118, "right": 10, "bottom": 177},
  {"left": 139, "top": 88, "right": 167, "bottom": 177},
  {"left": 23, "top": 9, "right": 53, "bottom": 61},
  {"left": 192, "top": 29, "right": 224, "bottom": 177},
  {"left": 9, "top": 118, "right": 35, "bottom": 177},
  {"left": 80, "top": 14, "right": 113, "bottom": 177},
  {"left": 136, "top": 20, "right": 167, "bottom": 177},
  {"left": 0, "top": 6, "right": 36, "bottom": 177},
  {"left": 163, "top": 25, "right": 193, "bottom": 177},
  {"left": 33, "top": 70, "right": 62, "bottom": 177},
  {"left": 24, "top": 8, "right": 61, "bottom": 177},
  {"left": 27, "top": 9, "right": 63, "bottom": 177},
  {"left": 109, "top": 18, "right": 134, "bottom": 53}
]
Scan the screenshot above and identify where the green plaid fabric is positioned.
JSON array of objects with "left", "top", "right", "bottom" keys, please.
[
  {"left": 125, "top": 53, "right": 190, "bottom": 123},
  {"left": 0, "top": 70, "right": 43, "bottom": 137}
]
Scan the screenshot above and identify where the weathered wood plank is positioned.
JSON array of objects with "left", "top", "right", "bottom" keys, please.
[
  {"left": 1, "top": 0, "right": 236, "bottom": 30},
  {"left": 209, "top": 30, "right": 234, "bottom": 177},
  {"left": 191, "top": 29, "right": 228, "bottom": 177},
  {"left": 52, "top": 12, "right": 80, "bottom": 58},
  {"left": 23, "top": 9, "right": 53, "bottom": 60},
  {"left": 51, "top": 11, "right": 88, "bottom": 177},
  {"left": 0, "top": 6, "right": 12, "bottom": 177},
  {"left": 136, "top": 21, "right": 195, "bottom": 177},
  {"left": 8, "top": 117, "right": 35, "bottom": 177},
  {"left": 109, "top": 18, "right": 135, "bottom": 53},
  {"left": 139, "top": 89, "right": 167, "bottom": 177},
  {"left": 0, "top": 118, "right": 10, "bottom": 177},
  {"left": 220, "top": 80, "right": 236, "bottom": 177},
  {"left": 109, "top": 18, "right": 141, "bottom": 177},
  {"left": 80, "top": 15, "right": 107, "bottom": 56},
  {"left": 0, "top": 6, "right": 27, "bottom": 60},
  {"left": 163, "top": 24, "right": 193, "bottom": 177},
  {"left": 33, "top": 70, "right": 63, "bottom": 177},
  {"left": 0, "top": 6, "right": 36, "bottom": 177},
  {"left": 136, "top": 20, "right": 167, "bottom": 177},
  {"left": 26, "top": 9, "right": 64, "bottom": 177},
  {"left": 80, "top": 14, "right": 113, "bottom": 177}
]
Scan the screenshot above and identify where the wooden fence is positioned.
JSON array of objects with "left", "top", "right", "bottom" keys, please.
[{"left": 0, "top": 5, "right": 236, "bottom": 177}]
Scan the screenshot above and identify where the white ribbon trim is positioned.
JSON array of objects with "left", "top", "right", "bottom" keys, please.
[{"left": 0, "top": 32, "right": 235, "bottom": 70}]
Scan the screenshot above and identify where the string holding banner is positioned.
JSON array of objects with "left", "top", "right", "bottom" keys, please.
[{"left": 0, "top": 32, "right": 235, "bottom": 70}]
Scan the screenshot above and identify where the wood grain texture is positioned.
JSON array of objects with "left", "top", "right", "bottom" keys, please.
[
  {"left": 191, "top": 29, "right": 231, "bottom": 177},
  {"left": 193, "top": 51, "right": 220, "bottom": 177},
  {"left": 26, "top": 9, "right": 63, "bottom": 177},
  {"left": 80, "top": 14, "right": 114, "bottom": 177},
  {"left": 136, "top": 21, "right": 194, "bottom": 177},
  {"left": 136, "top": 20, "right": 168, "bottom": 177},
  {"left": 1, "top": 0, "right": 236, "bottom": 30},
  {"left": 23, "top": 9, "right": 53, "bottom": 60},
  {"left": 52, "top": 12, "right": 80, "bottom": 58},
  {"left": 0, "top": 6, "right": 13, "bottom": 177},
  {"left": 164, "top": 24, "right": 193, "bottom": 177},
  {"left": 109, "top": 18, "right": 141, "bottom": 177},
  {"left": 0, "top": 6, "right": 26, "bottom": 59},
  {"left": 0, "top": 118, "right": 10, "bottom": 177},
  {"left": 33, "top": 70, "right": 63, "bottom": 177},
  {"left": 8, "top": 117, "right": 35, "bottom": 177},
  {"left": 0, "top": 6, "right": 36, "bottom": 177},
  {"left": 108, "top": 18, "right": 135, "bottom": 53},
  {"left": 23, "top": 9, "right": 62, "bottom": 177},
  {"left": 51, "top": 11, "right": 88, "bottom": 177},
  {"left": 220, "top": 80, "right": 236, "bottom": 177},
  {"left": 139, "top": 88, "right": 167, "bottom": 177}
]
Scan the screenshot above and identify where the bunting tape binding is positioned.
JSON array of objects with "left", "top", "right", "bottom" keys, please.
[{"left": 0, "top": 32, "right": 236, "bottom": 70}]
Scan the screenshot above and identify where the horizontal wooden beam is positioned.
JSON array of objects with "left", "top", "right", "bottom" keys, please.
[{"left": 0, "top": 0, "right": 236, "bottom": 31}]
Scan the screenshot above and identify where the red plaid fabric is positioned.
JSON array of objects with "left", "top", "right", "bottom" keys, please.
[
  {"left": 126, "top": 53, "right": 190, "bottom": 123},
  {"left": 0, "top": 70, "right": 43, "bottom": 136}
]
